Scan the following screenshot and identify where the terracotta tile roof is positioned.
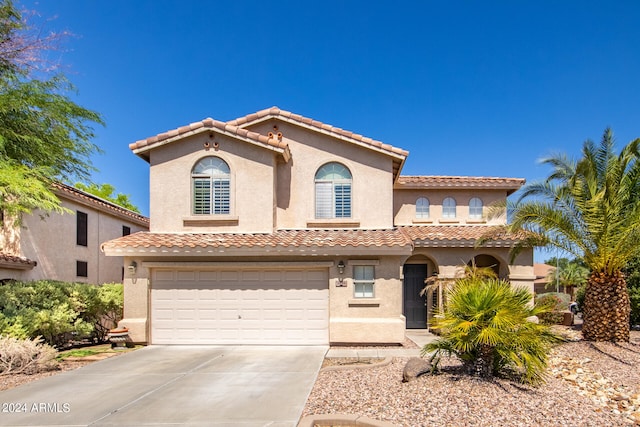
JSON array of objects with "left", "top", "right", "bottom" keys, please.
[
  {"left": 399, "top": 225, "right": 522, "bottom": 248},
  {"left": 103, "top": 225, "right": 525, "bottom": 255},
  {"left": 0, "top": 252, "right": 37, "bottom": 269},
  {"left": 396, "top": 176, "right": 525, "bottom": 194},
  {"left": 129, "top": 117, "right": 291, "bottom": 162},
  {"left": 102, "top": 229, "right": 411, "bottom": 254},
  {"left": 53, "top": 183, "right": 149, "bottom": 227},
  {"left": 227, "top": 106, "right": 409, "bottom": 159},
  {"left": 534, "top": 263, "right": 556, "bottom": 284}
]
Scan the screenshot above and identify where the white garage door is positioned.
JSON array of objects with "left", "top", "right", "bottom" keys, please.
[{"left": 151, "top": 268, "right": 329, "bottom": 345}]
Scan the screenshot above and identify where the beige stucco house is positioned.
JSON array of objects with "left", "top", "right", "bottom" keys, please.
[
  {"left": 0, "top": 182, "right": 149, "bottom": 284},
  {"left": 102, "top": 107, "right": 533, "bottom": 345}
]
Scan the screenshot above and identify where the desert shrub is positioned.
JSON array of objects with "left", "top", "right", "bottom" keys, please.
[
  {"left": 0, "top": 335, "right": 58, "bottom": 375},
  {"left": 535, "top": 293, "right": 570, "bottom": 325},
  {"left": 83, "top": 283, "right": 124, "bottom": 341},
  {"left": 423, "top": 277, "right": 562, "bottom": 385},
  {"left": 0, "top": 281, "right": 123, "bottom": 347}
]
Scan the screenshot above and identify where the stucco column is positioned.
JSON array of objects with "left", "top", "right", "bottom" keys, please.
[{"left": 118, "top": 257, "right": 149, "bottom": 343}]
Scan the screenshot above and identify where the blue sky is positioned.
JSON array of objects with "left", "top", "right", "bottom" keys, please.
[{"left": 21, "top": 1, "right": 640, "bottom": 260}]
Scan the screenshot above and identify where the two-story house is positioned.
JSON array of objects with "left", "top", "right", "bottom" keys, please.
[
  {"left": 0, "top": 182, "right": 149, "bottom": 284},
  {"left": 102, "top": 107, "right": 533, "bottom": 345}
]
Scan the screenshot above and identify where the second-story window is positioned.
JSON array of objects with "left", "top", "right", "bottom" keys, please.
[
  {"left": 443, "top": 197, "right": 457, "bottom": 219},
  {"left": 77, "top": 211, "right": 88, "bottom": 246},
  {"left": 315, "top": 162, "right": 352, "bottom": 219},
  {"left": 192, "top": 157, "right": 230, "bottom": 215},
  {"left": 469, "top": 197, "right": 483, "bottom": 219},
  {"left": 416, "top": 197, "right": 430, "bottom": 219}
]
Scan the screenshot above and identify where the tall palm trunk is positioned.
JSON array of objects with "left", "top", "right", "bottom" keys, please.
[{"left": 582, "top": 270, "right": 630, "bottom": 341}]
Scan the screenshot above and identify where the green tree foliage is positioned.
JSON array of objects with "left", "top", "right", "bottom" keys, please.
[
  {"left": 0, "top": 280, "right": 123, "bottom": 347},
  {"left": 623, "top": 256, "right": 640, "bottom": 327},
  {"left": 422, "top": 276, "right": 561, "bottom": 385},
  {"left": 0, "top": 0, "right": 103, "bottom": 220},
  {"left": 74, "top": 182, "right": 140, "bottom": 212},
  {"left": 489, "top": 129, "right": 640, "bottom": 342},
  {"left": 544, "top": 258, "right": 588, "bottom": 298}
]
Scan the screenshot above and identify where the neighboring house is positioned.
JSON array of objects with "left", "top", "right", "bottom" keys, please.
[
  {"left": 533, "top": 263, "right": 557, "bottom": 295},
  {"left": 102, "top": 107, "right": 534, "bottom": 345},
  {"left": 0, "top": 182, "right": 149, "bottom": 284}
]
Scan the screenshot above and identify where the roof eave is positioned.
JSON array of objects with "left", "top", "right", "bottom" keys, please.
[
  {"left": 103, "top": 245, "right": 411, "bottom": 257},
  {"left": 413, "top": 239, "right": 518, "bottom": 248},
  {"left": 130, "top": 125, "right": 289, "bottom": 163},
  {"left": 231, "top": 109, "right": 409, "bottom": 163}
]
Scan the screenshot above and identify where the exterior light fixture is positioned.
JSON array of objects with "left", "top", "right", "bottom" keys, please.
[
  {"left": 128, "top": 261, "right": 137, "bottom": 275},
  {"left": 337, "top": 260, "right": 345, "bottom": 275}
]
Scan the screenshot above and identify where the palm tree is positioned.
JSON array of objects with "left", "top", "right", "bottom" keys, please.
[
  {"left": 547, "top": 260, "right": 589, "bottom": 300},
  {"left": 497, "top": 129, "right": 640, "bottom": 342},
  {"left": 422, "top": 276, "right": 561, "bottom": 385}
]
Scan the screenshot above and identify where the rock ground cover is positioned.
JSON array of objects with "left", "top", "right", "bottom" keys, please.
[{"left": 303, "top": 328, "right": 640, "bottom": 426}]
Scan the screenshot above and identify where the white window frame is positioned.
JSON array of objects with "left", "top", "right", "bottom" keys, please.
[
  {"left": 315, "top": 162, "right": 352, "bottom": 219},
  {"left": 353, "top": 265, "right": 375, "bottom": 298},
  {"left": 469, "top": 197, "right": 483, "bottom": 219},
  {"left": 192, "top": 157, "right": 231, "bottom": 215},
  {"left": 443, "top": 197, "right": 457, "bottom": 218},
  {"left": 416, "top": 197, "right": 430, "bottom": 219}
]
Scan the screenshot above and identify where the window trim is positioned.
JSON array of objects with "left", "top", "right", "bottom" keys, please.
[
  {"left": 191, "top": 156, "right": 231, "bottom": 215},
  {"left": 315, "top": 162, "right": 352, "bottom": 219},
  {"left": 353, "top": 265, "right": 375, "bottom": 298},
  {"left": 76, "top": 211, "right": 88, "bottom": 247},
  {"left": 416, "top": 197, "right": 430, "bottom": 219},
  {"left": 469, "top": 197, "right": 483, "bottom": 219},
  {"left": 76, "top": 260, "right": 88, "bottom": 278},
  {"left": 442, "top": 197, "right": 457, "bottom": 219}
]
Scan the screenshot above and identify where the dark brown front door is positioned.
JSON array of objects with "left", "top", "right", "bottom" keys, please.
[{"left": 403, "top": 264, "right": 427, "bottom": 329}]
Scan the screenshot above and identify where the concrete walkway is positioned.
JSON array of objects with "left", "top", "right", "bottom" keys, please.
[
  {"left": 0, "top": 345, "right": 326, "bottom": 427},
  {"left": 325, "top": 330, "right": 438, "bottom": 359}
]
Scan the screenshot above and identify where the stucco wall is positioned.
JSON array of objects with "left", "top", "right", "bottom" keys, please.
[
  {"left": 148, "top": 132, "right": 277, "bottom": 233},
  {"left": 394, "top": 188, "right": 508, "bottom": 226},
  {"left": 15, "top": 199, "right": 147, "bottom": 284},
  {"left": 248, "top": 121, "right": 396, "bottom": 230},
  {"left": 329, "top": 256, "right": 406, "bottom": 343}
]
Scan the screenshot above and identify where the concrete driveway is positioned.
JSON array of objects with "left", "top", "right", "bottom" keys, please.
[{"left": 0, "top": 345, "right": 327, "bottom": 426}]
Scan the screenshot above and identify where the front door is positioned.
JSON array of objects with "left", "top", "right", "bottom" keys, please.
[{"left": 403, "top": 264, "right": 427, "bottom": 329}]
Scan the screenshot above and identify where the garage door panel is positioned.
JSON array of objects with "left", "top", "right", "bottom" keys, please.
[{"left": 151, "top": 268, "right": 328, "bottom": 345}]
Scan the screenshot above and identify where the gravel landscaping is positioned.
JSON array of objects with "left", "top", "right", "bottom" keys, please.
[{"left": 303, "top": 329, "right": 640, "bottom": 426}]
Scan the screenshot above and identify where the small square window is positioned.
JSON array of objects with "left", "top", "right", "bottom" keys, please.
[
  {"left": 76, "top": 260, "right": 88, "bottom": 278},
  {"left": 353, "top": 265, "right": 374, "bottom": 298},
  {"left": 122, "top": 225, "right": 131, "bottom": 236}
]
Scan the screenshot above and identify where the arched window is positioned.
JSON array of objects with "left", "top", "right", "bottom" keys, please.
[
  {"left": 469, "top": 197, "right": 483, "bottom": 219},
  {"left": 416, "top": 197, "right": 430, "bottom": 219},
  {"left": 315, "top": 162, "right": 352, "bottom": 218},
  {"left": 443, "top": 197, "right": 456, "bottom": 218},
  {"left": 192, "top": 157, "right": 230, "bottom": 215}
]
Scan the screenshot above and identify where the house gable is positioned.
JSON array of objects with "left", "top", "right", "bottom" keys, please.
[{"left": 227, "top": 106, "right": 408, "bottom": 180}]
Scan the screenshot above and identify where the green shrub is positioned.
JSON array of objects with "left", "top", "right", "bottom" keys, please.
[
  {"left": 629, "top": 285, "right": 640, "bottom": 327},
  {"left": 535, "top": 293, "right": 571, "bottom": 325},
  {"left": 423, "top": 277, "right": 562, "bottom": 385},
  {"left": 0, "top": 335, "right": 58, "bottom": 375},
  {"left": 0, "top": 280, "right": 123, "bottom": 347}
]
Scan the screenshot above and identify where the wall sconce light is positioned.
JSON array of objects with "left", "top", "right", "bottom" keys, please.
[
  {"left": 337, "top": 260, "right": 345, "bottom": 275},
  {"left": 128, "top": 261, "right": 137, "bottom": 275}
]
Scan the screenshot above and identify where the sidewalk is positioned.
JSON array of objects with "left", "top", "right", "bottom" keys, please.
[{"left": 325, "top": 330, "right": 438, "bottom": 359}]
